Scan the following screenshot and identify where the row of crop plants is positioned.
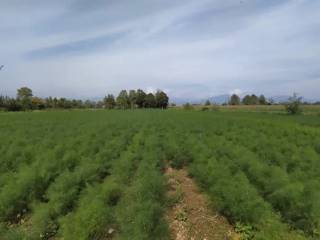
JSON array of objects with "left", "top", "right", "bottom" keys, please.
[
  {"left": 0, "top": 119, "right": 169, "bottom": 240},
  {"left": 211, "top": 115, "right": 320, "bottom": 236},
  {"left": 0, "top": 113, "right": 141, "bottom": 238},
  {"left": 161, "top": 115, "right": 316, "bottom": 239}
]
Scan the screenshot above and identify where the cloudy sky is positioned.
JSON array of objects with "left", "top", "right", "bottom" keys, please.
[{"left": 0, "top": 0, "right": 319, "bottom": 100}]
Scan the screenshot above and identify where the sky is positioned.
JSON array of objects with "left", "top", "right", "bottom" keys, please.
[{"left": 0, "top": 0, "right": 319, "bottom": 100}]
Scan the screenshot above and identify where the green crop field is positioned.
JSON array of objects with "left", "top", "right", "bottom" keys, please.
[{"left": 0, "top": 110, "right": 320, "bottom": 240}]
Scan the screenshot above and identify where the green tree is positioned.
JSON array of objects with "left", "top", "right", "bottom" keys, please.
[
  {"left": 104, "top": 94, "right": 116, "bottom": 109},
  {"left": 285, "top": 93, "right": 303, "bottom": 115},
  {"left": 242, "top": 94, "right": 260, "bottom": 105},
  {"left": 229, "top": 94, "right": 240, "bottom": 105},
  {"left": 250, "top": 94, "right": 259, "bottom": 105},
  {"left": 57, "top": 98, "right": 72, "bottom": 109},
  {"left": 0, "top": 96, "right": 5, "bottom": 108},
  {"left": 136, "top": 89, "right": 146, "bottom": 108},
  {"left": 17, "top": 87, "right": 33, "bottom": 110},
  {"left": 144, "top": 93, "right": 156, "bottom": 108},
  {"left": 242, "top": 95, "right": 251, "bottom": 105},
  {"left": 84, "top": 100, "right": 96, "bottom": 108},
  {"left": 205, "top": 100, "right": 211, "bottom": 106},
  {"left": 128, "top": 90, "right": 137, "bottom": 109},
  {"left": 259, "top": 95, "right": 267, "bottom": 105},
  {"left": 116, "top": 90, "right": 129, "bottom": 109},
  {"left": 155, "top": 90, "right": 169, "bottom": 109},
  {"left": 5, "top": 98, "right": 22, "bottom": 111}
]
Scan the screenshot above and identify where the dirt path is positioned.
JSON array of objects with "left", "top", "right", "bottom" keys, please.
[{"left": 165, "top": 167, "right": 239, "bottom": 240}]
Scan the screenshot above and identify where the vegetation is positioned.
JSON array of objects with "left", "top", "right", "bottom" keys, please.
[
  {"left": 0, "top": 88, "right": 169, "bottom": 111},
  {"left": 285, "top": 93, "right": 303, "bottom": 115},
  {"left": 229, "top": 94, "right": 241, "bottom": 105},
  {"left": 0, "top": 109, "right": 319, "bottom": 239}
]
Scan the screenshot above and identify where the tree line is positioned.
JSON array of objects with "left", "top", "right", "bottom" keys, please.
[
  {"left": 228, "top": 94, "right": 268, "bottom": 105},
  {"left": 0, "top": 87, "right": 169, "bottom": 111}
]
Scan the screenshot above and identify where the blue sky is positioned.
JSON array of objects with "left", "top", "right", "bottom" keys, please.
[{"left": 0, "top": 0, "right": 319, "bottom": 100}]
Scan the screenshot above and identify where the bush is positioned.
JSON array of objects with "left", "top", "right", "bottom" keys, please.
[{"left": 285, "top": 93, "right": 303, "bottom": 115}]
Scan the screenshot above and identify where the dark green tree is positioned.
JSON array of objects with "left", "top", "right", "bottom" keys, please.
[
  {"left": 136, "top": 89, "right": 146, "bottom": 108},
  {"left": 242, "top": 94, "right": 260, "bottom": 105},
  {"left": 144, "top": 93, "right": 156, "bottom": 108},
  {"left": 204, "top": 100, "right": 211, "bottom": 106},
  {"left": 104, "top": 94, "right": 116, "bottom": 109},
  {"left": 229, "top": 94, "right": 240, "bottom": 105},
  {"left": 5, "top": 98, "right": 22, "bottom": 111},
  {"left": 259, "top": 95, "right": 267, "bottom": 105},
  {"left": 0, "top": 95, "right": 5, "bottom": 108},
  {"left": 155, "top": 90, "right": 169, "bottom": 109},
  {"left": 242, "top": 95, "right": 251, "bottom": 105},
  {"left": 250, "top": 94, "right": 259, "bottom": 105}
]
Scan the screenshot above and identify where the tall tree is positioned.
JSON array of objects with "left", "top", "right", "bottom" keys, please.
[
  {"left": 0, "top": 95, "right": 5, "bottom": 108},
  {"left": 242, "top": 95, "right": 251, "bottom": 105},
  {"left": 104, "top": 94, "right": 116, "bottom": 109},
  {"left": 229, "top": 94, "right": 240, "bottom": 105},
  {"left": 128, "top": 90, "right": 137, "bottom": 109},
  {"left": 155, "top": 90, "right": 169, "bottom": 109},
  {"left": 136, "top": 89, "right": 146, "bottom": 108},
  {"left": 17, "top": 87, "right": 33, "bottom": 110},
  {"left": 250, "top": 94, "right": 259, "bottom": 105},
  {"left": 144, "top": 93, "right": 156, "bottom": 108},
  {"left": 17, "top": 87, "right": 33, "bottom": 100},
  {"left": 259, "top": 95, "right": 267, "bottom": 105},
  {"left": 116, "top": 90, "right": 129, "bottom": 109}
]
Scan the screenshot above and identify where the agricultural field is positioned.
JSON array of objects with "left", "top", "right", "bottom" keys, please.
[{"left": 0, "top": 110, "right": 320, "bottom": 240}]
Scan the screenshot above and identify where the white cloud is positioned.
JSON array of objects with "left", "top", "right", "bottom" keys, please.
[
  {"left": 229, "top": 89, "right": 243, "bottom": 96},
  {"left": 0, "top": 0, "right": 319, "bottom": 100}
]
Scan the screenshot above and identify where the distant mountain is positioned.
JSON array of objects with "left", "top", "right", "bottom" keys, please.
[
  {"left": 160, "top": 94, "right": 319, "bottom": 105},
  {"left": 209, "top": 94, "right": 230, "bottom": 104},
  {"left": 269, "top": 95, "right": 320, "bottom": 103},
  {"left": 268, "top": 95, "right": 291, "bottom": 103},
  {"left": 169, "top": 97, "right": 202, "bottom": 105}
]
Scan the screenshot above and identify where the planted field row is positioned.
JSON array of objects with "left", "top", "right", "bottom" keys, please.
[{"left": 0, "top": 110, "right": 319, "bottom": 239}]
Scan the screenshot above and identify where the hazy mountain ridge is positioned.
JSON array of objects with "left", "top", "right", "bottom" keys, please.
[{"left": 169, "top": 94, "right": 320, "bottom": 105}]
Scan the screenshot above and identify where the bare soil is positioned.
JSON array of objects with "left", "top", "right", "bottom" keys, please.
[{"left": 165, "top": 167, "right": 239, "bottom": 240}]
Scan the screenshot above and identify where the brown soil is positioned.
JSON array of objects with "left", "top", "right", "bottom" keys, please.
[{"left": 165, "top": 167, "right": 240, "bottom": 240}]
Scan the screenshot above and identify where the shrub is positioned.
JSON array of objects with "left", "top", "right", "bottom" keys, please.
[{"left": 285, "top": 93, "right": 303, "bottom": 115}]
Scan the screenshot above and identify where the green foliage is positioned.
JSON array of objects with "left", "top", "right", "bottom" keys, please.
[
  {"left": 1, "top": 87, "right": 170, "bottom": 111},
  {"left": 242, "top": 94, "right": 260, "bottom": 105},
  {"left": 285, "top": 93, "right": 303, "bottom": 115},
  {"left": 104, "top": 94, "right": 116, "bottom": 109},
  {"left": 155, "top": 90, "right": 169, "bottom": 109},
  {"left": 235, "top": 222, "right": 255, "bottom": 240},
  {"left": 59, "top": 180, "right": 121, "bottom": 240},
  {"left": 144, "top": 93, "right": 156, "bottom": 108},
  {"left": 229, "top": 94, "right": 240, "bottom": 105},
  {"left": 136, "top": 89, "right": 147, "bottom": 108},
  {"left": 116, "top": 90, "right": 130, "bottom": 109},
  {"left": 0, "top": 110, "right": 319, "bottom": 240}
]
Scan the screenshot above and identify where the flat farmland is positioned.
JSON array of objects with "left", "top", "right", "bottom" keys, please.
[{"left": 0, "top": 110, "right": 320, "bottom": 240}]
